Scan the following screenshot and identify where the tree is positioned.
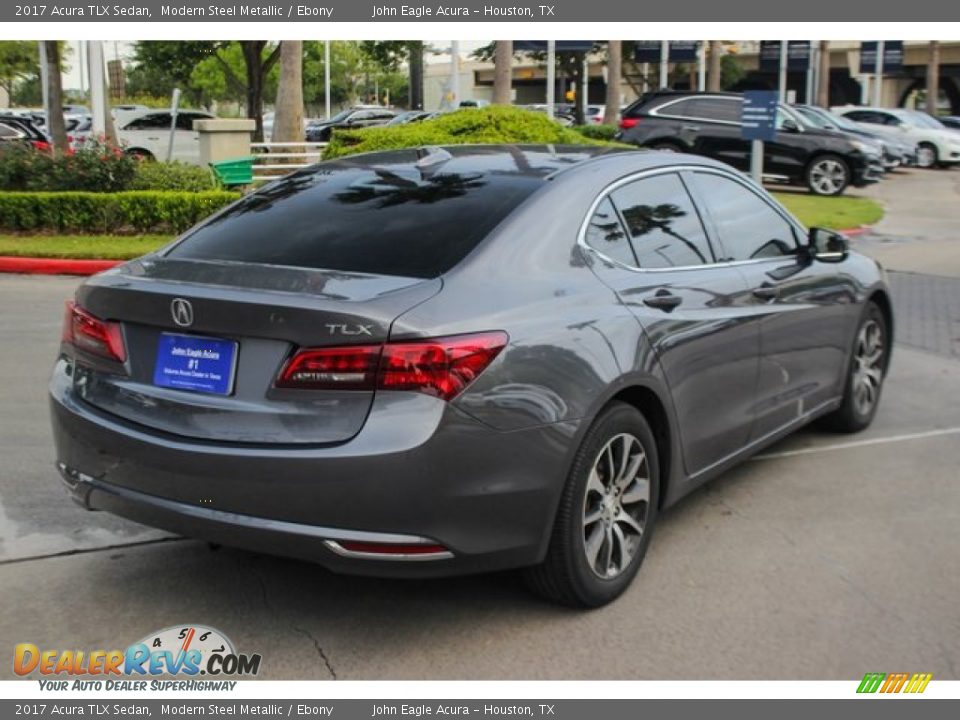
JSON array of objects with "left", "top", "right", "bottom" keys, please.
[
  {"left": 493, "top": 40, "right": 513, "bottom": 105},
  {"left": 128, "top": 40, "right": 280, "bottom": 139},
  {"left": 926, "top": 41, "right": 940, "bottom": 115},
  {"left": 360, "top": 41, "right": 426, "bottom": 109},
  {"left": 707, "top": 41, "right": 722, "bottom": 92},
  {"left": 476, "top": 42, "right": 601, "bottom": 123},
  {"left": 273, "top": 41, "right": 303, "bottom": 143},
  {"left": 127, "top": 41, "right": 219, "bottom": 106},
  {"left": 603, "top": 41, "right": 621, "bottom": 124},
  {"left": 230, "top": 42, "right": 281, "bottom": 141},
  {"left": 817, "top": 41, "right": 831, "bottom": 108},
  {"left": 0, "top": 41, "right": 37, "bottom": 101},
  {"left": 42, "top": 41, "right": 67, "bottom": 155}
]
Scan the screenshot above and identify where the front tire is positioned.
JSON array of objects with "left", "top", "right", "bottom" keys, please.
[
  {"left": 821, "top": 302, "right": 888, "bottom": 433},
  {"left": 525, "top": 402, "right": 659, "bottom": 607},
  {"left": 806, "top": 154, "right": 850, "bottom": 196}
]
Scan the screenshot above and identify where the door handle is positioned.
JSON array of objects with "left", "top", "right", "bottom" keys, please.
[
  {"left": 643, "top": 289, "right": 683, "bottom": 312},
  {"left": 753, "top": 283, "right": 778, "bottom": 301}
]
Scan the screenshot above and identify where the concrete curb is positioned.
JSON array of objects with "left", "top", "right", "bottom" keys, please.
[
  {"left": 839, "top": 226, "right": 873, "bottom": 238},
  {"left": 0, "top": 257, "right": 122, "bottom": 276}
]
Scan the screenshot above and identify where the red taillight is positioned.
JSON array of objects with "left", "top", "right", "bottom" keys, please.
[
  {"left": 338, "top": 541, "right": 449, "bottom": 556},
  {"left": 379, "top": 332, "right": 508, "bottom": 401},
  {"left": 619, "top": 117, "right": 640, "bottom": 130},
  {"left": 62, "top": 301, "right": 126, "bottom": 362},
  {"left": 276, "top": 331, "right": 508, "bottom": 401},
  {"left": 275, "top": 345, "right": 381, "bottom": 390}
]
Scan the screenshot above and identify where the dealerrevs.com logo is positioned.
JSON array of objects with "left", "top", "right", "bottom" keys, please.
[
  {"left": 857, "top": 672, "right": 933, "bottom": 694},
  {"left": 14, "top": 625, "right": 261, "bottom": 689}
]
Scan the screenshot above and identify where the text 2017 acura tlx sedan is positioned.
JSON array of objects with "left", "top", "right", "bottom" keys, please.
[{"left": 50, "top": 145, "right": 893, "bottom": 607}]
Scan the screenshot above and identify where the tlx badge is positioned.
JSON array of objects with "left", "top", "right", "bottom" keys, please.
[{"left": 326, "top": 323, "right": 373, "bottom": 336}]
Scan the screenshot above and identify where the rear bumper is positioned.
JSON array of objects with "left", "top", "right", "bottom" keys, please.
[{"left": 50, "top": 359, "right": 579, "bottom": 578}]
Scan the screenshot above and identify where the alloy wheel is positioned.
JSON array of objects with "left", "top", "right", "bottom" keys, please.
[
  {"left": 852, "top": 319, "right": 884, "bottom": 416},
  {"left": 582, "top": 433, "right": 651, "bottom": 579},
  {"left": 810, "top": 159, "right": 848, "bottom": 195}
]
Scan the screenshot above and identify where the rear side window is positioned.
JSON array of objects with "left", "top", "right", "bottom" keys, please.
[
  {"left": 609, "top": 173, "right": 714, "bottom": 268},
  {"left": 167, "top": 162, "right": 542, "bottom": 278},
  {"left": 125, "top": 114, "right": 171, "bottom": 130},
  {"left": 0, "top": 122, "right": 25, "bottom": 139},
  {"left": 693, "top": 173, "right": 798, "bottom": 261},
  {"left": 656, "top": 98, "right": 700, "bottom": 119},
  {"left": 584, "top": 197, "right": 635, "bottom": 266}
]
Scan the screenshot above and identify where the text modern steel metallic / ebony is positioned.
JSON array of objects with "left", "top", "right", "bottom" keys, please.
[{"left": 50, "top": 145, "right": 893, "bottom": 606}]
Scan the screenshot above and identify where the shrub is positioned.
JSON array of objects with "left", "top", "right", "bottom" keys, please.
[
  {"left": 129, "top": 161, "right": 217, "bottom": 192},
  {"left": 0, "top": 191, "right": 238, "bottom": 234},
  {"left": 323, "top": 106, "right": 621, "bottom": 159},
  {"left": 575, "top": 124, "right": 620, "bottom": 141},
  {"left": 0, "top": 139, "right": 137, "bottom": 192}
]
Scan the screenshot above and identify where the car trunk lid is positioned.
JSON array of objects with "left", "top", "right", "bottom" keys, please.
[{"left": 70, "top": 257, "right": 441, "bottom": 444}]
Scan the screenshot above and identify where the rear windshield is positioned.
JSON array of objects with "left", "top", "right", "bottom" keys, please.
[{"left": 167, "top": 159, "right": 542, "bottom": 278}]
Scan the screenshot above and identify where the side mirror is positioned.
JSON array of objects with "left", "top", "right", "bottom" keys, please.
[
  {"left": 781, "top": 118, "right": 800, "bottom": 133},
  {"left": 808, "top": 227, "right": 849, "bottom": 262}
]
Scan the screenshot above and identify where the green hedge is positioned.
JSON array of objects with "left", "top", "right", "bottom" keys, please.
[
  {"left": 323, "top": 106, "right": 621, "bottom": 159},
  {"left": 129, "top": 162, "right": 218, "bottom": 192},
  {"left": 575, "top": 124, "right": 620, "bottom": 141},
  {"left": 0, "top": 191, "right": 238, "bottom": 235}
]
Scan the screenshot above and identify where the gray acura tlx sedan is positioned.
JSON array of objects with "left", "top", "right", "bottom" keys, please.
[{"left": 50, "top": 145, "right": 893, "bottom": 606}]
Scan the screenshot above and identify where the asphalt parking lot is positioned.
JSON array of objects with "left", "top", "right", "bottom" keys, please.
[{"left": 1, "top": 168, "right": 959, "bottom": 680}]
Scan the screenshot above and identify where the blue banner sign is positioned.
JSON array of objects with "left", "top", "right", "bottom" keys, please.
[
  {"left": 633, "top": 41, "right": 701, "bottom": 63},
  {"left": 859, "top": 41, "right": 904, "bottom": 74},
  {"left": 759, "top": 41, "right": 812, "bottom": 72},
  {"left": 742, "top": 90, "right": 780, "bottom": 142}
]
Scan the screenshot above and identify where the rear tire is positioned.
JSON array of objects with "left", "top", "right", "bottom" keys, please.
[
  {"left": 916, "top": 143, "right": 938, "bottom": 169},
  {"left": 126, "top": 148, "right": 155, "bottom": 162},
  {"left": 525, "top": 402, "right": 659, "bottom": 607},
  {"left": 821, "top": 302, "right": 888, "bottom": 433},
  {"left": 806, "top": 154, "right": 850, "bottom": 196}
]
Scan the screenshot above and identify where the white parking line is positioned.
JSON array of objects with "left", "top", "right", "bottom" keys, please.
[{"left": 753, "top": 427, "right": 960, "bottom": 461}]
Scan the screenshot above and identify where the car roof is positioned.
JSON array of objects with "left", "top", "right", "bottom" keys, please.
[
  {"left": 318, "top": 144, "right": 629, "bottom": 180},
  {"left": 314, "top": 144, "right": 737, "bottom": 187}
]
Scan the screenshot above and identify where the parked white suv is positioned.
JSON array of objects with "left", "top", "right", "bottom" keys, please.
[
  {"left": 833, "top": 106, "right": 960, "bottom": 169},
  {"left": 115, "top": 109, "right": 215, "bottom": 164}
]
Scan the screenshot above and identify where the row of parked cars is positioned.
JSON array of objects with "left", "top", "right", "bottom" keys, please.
[{"left": 615, "top": 91, "right": 960, "bottom": 195}]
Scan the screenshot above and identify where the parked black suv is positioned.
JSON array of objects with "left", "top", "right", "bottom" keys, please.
[{"left": 617, "top": 92, "right": 883, "bottom": 195}]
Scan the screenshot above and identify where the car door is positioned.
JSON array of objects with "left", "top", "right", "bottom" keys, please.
[
  {"left": 583, "top": 169, "right": 761, "bottom": 477},
  {"left": 681, "top": 97, "right": 752, "bottom": 171},
  {"left": 688, "top": 169, "right": 858, "bottom": 441},
  {"left": 174, "top": 112, "right": 207, "bottom": 164},
  {"left": 764, "top": 106, "right": 820, "bottom": 180},
  {"left": 121, "top": 113, "right": 171, "bottom": 158}
]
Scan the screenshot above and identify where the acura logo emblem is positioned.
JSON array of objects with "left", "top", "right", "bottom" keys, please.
[{"left": 171, "top": 298, "right": 194, "bottom": 327}]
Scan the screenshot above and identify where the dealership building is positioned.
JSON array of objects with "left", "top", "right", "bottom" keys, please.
[{"left": 424, "top": 41, "right": 960, "bottom": 113}]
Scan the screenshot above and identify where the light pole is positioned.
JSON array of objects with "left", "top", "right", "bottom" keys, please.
[
  {"left": 873, "top": 40, "right": 885, "bottom": 107},
  {"left": 324, "top": 40, "right": 331, "bottom": 120},
  {"left": 546, "top": 40, "right": 556, "bottom": 119},
  {"left": 659, "top": 41, "right": 669, "bottom": 89},
  {"left": 778, "top": 40, "right": 788, "bottom": 103}
]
